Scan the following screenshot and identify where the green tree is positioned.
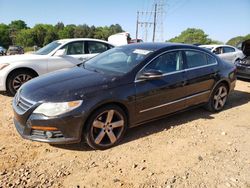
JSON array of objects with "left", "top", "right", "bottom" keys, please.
[
  {"left": 15, "top": 29, "right": 35, "bottom": 47},
  {"left": 226, "top": 34, "right": 250, "bottom": 47},
  {"left": 168, "top": 28, "right": 213, "bottom": 44},
  {"left": 58, "top": 25, "right": 75, "bottom": 39},
  {"left": 9, "top": 20, "right": 27, "bottom": 30},
  {"left": 0, "top": 24, "right": 11, "bottom": 48},
  {"left": 43, "top": 26, "right": 58, "bottom": 45},
  {"left": 32, "top": 24, "right": 58, "bottom": 46},
  {"left": 73, "top": 24, "right": 90, "bottom": 38},
  {"left": 9, "top": 20, "right": 28, "bottom": 45}
]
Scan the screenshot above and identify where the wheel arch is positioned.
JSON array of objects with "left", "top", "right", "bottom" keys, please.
[
  {"left": 6, "top": 67, "right": 39, "bottom": 88},
  {"left": 210, "top": 79, "right": 231, "bottom": 97}
]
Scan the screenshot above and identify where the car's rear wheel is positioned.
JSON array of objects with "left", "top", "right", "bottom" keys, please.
[
  {"left": 7, "top": 70, "right": 36, "bottom": 96},
  {"left": 84, "top": 105, "right": 127, "bottom": 150},
  {"left": 206, "top": 83, "right": 228, "bottom": 112}
]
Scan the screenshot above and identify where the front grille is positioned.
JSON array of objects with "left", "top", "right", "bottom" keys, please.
[
  {"left": 15, "top": 94, "right": 35, "bottom": 113},
  {"left": 31, "top": 130, "right": 64, "bottom": 139}
]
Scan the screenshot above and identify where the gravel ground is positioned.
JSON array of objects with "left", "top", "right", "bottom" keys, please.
[{"left": 0, "top": 80, "right": 250, "bottom": 188}]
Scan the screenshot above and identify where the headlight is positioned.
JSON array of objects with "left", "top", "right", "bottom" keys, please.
[
  {"left": 0, "top": 63, "right": 9, "bottom": 70},
  {"left": 33, "top": 100, "right": 82, "bottom": 117}
]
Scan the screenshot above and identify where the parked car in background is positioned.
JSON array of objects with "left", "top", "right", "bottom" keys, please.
[
  {"left": 12, "top": 43, "right": 236, "bottom": 149},
  {"left": 199, "top": 44, "right": 245, "bottom": 63},
  {"left": 235, "top": 39, "right": 250, "bottom": 79},
  {"left": 0, "top": 46, "right": 7, "bottom": 55},
  {"left": 130, "top": 39, "right": 144, "bottom": 44},
  {"left": 7, "top": 46, "right": 24, "bottom": 55},
  {"left": 0, "top": 38, "right": 114, "bottom": 95}
]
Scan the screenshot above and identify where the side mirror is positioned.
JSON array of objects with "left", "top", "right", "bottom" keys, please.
[
  {"left": 138, "top": 69, "right": 163, "bottom": 80},
  {"left": 54, "top": 49, "right": 66, "bottom": 56}
]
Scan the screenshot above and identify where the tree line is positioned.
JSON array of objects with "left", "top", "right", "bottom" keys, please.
[
  {"left": 0, "top": 20, "right": 123, "bottom": 49},
  {"left": 167, "top": 28, "right": 250, "bottom": 46},
  {"left": 1, "top": 20, "right": 249, "bottom": 50}
]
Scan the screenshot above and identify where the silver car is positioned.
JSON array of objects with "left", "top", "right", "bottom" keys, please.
[{"left": 199, "top": 44, "right": 245, "bottom": 63}]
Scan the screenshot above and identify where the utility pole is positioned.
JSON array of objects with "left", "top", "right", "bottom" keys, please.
[
  {"left": 136, "top": 0, "right": 166, "bottom": 42},
  {"left": 136, "top": 11, "right": 139, "bottom": 40},
  {"left": 136, "top": 11, "right": 155, "bottom": 42},
  {"left": 152, "top": 3, "right": 157, "bottom": 42}
]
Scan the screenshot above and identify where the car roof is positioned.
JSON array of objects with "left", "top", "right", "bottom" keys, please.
[
  {"left": 120, "top": 42, "right": 202, "bottom": 51},
  {"left": 199, "top": 44, "right": 236, "bottom": 48},
  {"left": 56, "top": 38, "right": 113, "bottom": 45}
]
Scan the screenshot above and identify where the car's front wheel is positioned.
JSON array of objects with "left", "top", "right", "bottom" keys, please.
[
  {"left": 206, "top": 83, "right": 228, "bottom": 112},
  {"left": 84, "top": 105, "right": 127, "bottom": 150},
  {"left": 7, "top": 70, "right": 36, "bottom": 96}
]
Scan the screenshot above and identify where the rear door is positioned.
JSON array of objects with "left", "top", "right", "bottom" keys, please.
[
  {"left": 135, "top": 50, "right": 188, "bottom": 123},
  {"left": 219, "top": 47, "right": 236, "bottom": 63},
  {"left": 86, "top": 41, "right": 113, "bottom": 60},
  {"left": 183, "top": 50, "right": 218, "bottom": 107}
]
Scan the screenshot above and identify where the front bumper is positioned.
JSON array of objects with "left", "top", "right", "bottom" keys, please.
[
  {"left": 13, "top": 98, "right": 86, "bottom": 144},
  {"left": 0, "top": 72, "right": 6, "bottom": 91}
]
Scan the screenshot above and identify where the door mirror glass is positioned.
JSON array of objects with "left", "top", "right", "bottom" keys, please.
[
  {"left": 138, "top": 69, "right": 163, "bottom": 80},
  {"left": 54, "top": 49, "right": 66, "bottom": 56}
]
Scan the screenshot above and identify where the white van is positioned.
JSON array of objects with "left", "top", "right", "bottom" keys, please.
[{"left": 108, "top": 32, "right": 131, "bottom": 46}]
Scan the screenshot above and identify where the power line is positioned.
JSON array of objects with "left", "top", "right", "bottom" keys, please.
[{"left": 136, "top": 0, "right": 166, "bottom": 42}]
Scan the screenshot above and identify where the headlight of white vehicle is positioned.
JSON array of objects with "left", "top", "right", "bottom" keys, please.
[
  {"left": 33, "top": 100, "right": 83, "bottom": 117},
  {"left": 0, "top": 63, "right": 9, "bottom": 70}
]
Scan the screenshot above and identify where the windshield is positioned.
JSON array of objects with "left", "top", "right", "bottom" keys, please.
[
  {"left": 84, "top": 47, "right": 153, "bottom": 75},
  {"left": 35, "top": 41, "right": 62, "bottom": 55}
]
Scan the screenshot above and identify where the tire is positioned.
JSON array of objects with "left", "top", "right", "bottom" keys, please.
[
  {"left": 84, "top": 105, "right": 128, "bottom": 150},
  {"left": 205, "top": 83, "right": 228, "bottom": 112},
  {"left": 7, "top": 70, "right": 36, "bottom": 96}
]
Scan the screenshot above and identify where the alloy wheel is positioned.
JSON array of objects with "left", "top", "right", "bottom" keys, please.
[
  {"left": 12, "top": 74, "right": 33, "bottom": 91},
  {"left": 213, "top": 86, "right": 228, "bottom": 110},
  {"left": 91, "top": 109, "right": 125, "bottom": 147}
]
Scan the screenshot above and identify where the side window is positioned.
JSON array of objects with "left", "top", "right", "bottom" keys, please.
[
  {"left": 144, "top": 51, "right": 183, "bottom": 74},
  {"left": 185, "top": 51, "right": 207, "bottom": 68},
  {"left": 62, "top": 42, "right": 84, "bottom": 55},
  {"left": 87, "top": 42, "right": 109, "bottom": 54},
  {"left": 207, "top": 55, "right": 217, "bottom": 65},
  {"left": 213, "top": 47, "right": 223, "bottom": 54},
  {"left": 223, "top": 47, "right": 235, "bottom": 53}
]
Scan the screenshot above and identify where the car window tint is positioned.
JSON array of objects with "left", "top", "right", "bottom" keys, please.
[
  {"left": 63, "top": 42, "right": 84, "bottom": 55},
  {"left": 207, "top": 55, "right": 217, "bottom": 65},
  {"left": 88, "top": 42, "right": 109, "bottom": 54},
  {"left": 223, "top": 47, "right": 235, "bottom": 53},
  {"left": 144, "top": 51, "right": 183, "bottom": 74},
  {"left": 185, "top": 51, "right": 207, "bottom": 68}
]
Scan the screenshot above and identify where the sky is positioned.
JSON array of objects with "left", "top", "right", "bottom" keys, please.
[{"left": 0, "top": 0, "right": 249, "bottom": 43}]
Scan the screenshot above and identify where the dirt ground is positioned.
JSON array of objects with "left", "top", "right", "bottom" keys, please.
[{"left": 0, "top": 80, "right": 250, "bottom": 188}]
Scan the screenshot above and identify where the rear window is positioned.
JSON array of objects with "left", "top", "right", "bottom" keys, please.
[
  {"left": 185, "top": 50, "right": 217, "bottom": 68},
  {"left": 185, "top": 51, "right": 207, "bottom": 68}
]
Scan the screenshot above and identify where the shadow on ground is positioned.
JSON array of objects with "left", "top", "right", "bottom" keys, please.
[{"left": 53, "top": 89, "right": 250, "bottom": 151}]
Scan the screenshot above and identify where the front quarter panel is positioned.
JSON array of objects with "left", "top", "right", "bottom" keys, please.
[{"left": 0, "top": 58, "right": 48, "bottom": 91}]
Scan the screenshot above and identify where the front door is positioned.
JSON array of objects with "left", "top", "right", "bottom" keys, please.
[
  {"left": 135, "top": 50, "right": 188, "bottom": 123},
  {"left": 48, "top": 41, "right": 85, "bottom": 72}
]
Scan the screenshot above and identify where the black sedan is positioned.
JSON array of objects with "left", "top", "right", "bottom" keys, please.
[{"left": 12, "top": 43, "right": 237, "bottom": 150}]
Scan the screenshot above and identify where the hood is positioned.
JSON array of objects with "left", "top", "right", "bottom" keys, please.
[
  {"left": 19, "top": 67, "right": 119, "bottom": 102},
  {"left": 242, "top": 39, "right": 250, "bottom": 56},
  {"left": 0, "top": 54, "right": 46, "bottom": 64}
]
